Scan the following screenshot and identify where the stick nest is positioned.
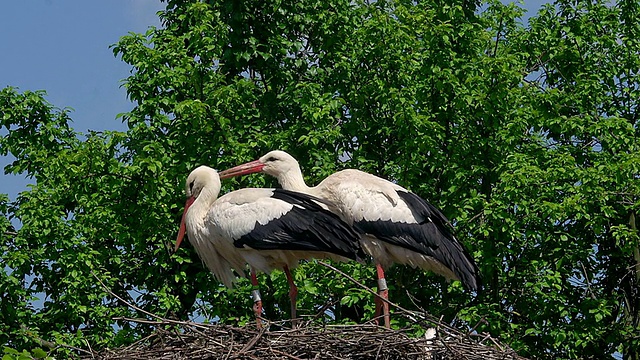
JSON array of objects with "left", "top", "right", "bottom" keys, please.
[
  {"left": 83, "top": 317, "right": 527, "bottom": 360},
  {"left": 83, "top": 263, "right": 528, "bottom": 359}
]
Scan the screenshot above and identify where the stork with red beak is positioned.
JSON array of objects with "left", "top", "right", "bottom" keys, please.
[
  {"left": 218, "top": 151, "right": 481, "bottom": 328},
  {"left": 175, "top": 165, "right": 364, "bottom": 326}
]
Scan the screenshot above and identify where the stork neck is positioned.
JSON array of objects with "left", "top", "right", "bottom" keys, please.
[
  {"left": 189, "top": 185, "right": 220, "bottom": 223},
  {"left": 278, "top": 167, "right": 311, "bottom": 193}
]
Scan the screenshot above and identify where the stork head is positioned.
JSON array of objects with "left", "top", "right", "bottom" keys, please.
[
  {"left": 218, "top": 150, "right": 300, "bottom": 180},
  {"left": 185, "top": 165, "right": 221, "bottom": 199},
  {"left": 258, "top": 150, "right": 299, "bottom": 178},
  {"left": 175, "top": 166, "right": 221, "bottom": 252}
]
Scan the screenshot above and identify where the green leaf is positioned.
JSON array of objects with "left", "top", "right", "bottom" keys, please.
[{"left": 31, "top": 349, "right": 47, "bottom": 359}]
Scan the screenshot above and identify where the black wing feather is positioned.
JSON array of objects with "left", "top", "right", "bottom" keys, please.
[
  {"left": 234, "top": 189, "right": 365, "bottom": 261},
  {"left": 354, "top": 190, "right": 481, "bottom": 291}
]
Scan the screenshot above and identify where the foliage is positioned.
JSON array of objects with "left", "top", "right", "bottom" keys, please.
[
  {"left": 2, "top": 346, "right": 53, "bottom": 360},
  {"left": 1, "top": 0, "right": 639, "bottom": 359}
]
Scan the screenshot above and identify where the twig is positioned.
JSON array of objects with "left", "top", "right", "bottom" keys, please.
[
  {"left": 113, "top": 316, "right": 213, "bottom": 331},
  {"left": 91, "top": 271, "right": 166, "bottom": 322},
  {"left": 579, "top": 261, "right": 597, "bottom": 300},
  {"left": 83, "top": 339, "right": 95, "bottom": 359},
  {"left": 469, "top": 317, "right": 487, "bottom": 335},
  {"left": 239, "top": 326, "right": 266, "bottom": 353},
  {"left": 317, "top": 261, "right": 396, "bottom": 308},
  {"left": 271, "top": 349, "right": 304, "bottom": 360},
  {"left": 374, "top": 339, "right": 384, "bottom": 359},
  {"left": 317, "top": 261, "right": 447, "bottom": 330},
  {"left": 468, "top": 211, "right": 484, "bottom": 224},
  {"left": 21, "top": 325, "right": 97, "bottom": 357}
]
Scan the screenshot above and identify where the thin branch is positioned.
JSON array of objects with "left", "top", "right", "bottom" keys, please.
[
  {"left": 579, "top": 261, "right": 597, "bottom": 300},
  {"left": 91, "top": 271, "right": 163, "bottom": 321},
  {"left": 20, "top": 324, "right": 95, "bottom": 356},
  {"left": 81, "top": 172, "right": 133, "bottom": 181},
  {"left": 92, "top": 271, "right": 213, "bottom": 331},
  {"left": 492, "top": 14, "right": 504, "bottom": 58},
  {"left": 468, "top": 212, "right": 484, "bottom": 224},
  {"left": 316, "top": 261, "right": 455, "bottom": 332}
]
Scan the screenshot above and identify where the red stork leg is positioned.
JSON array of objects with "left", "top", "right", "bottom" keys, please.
[
  {"left": 283, "top": 265, "right": 299, "bottom": 327},
  {"left": 374, "top": 263, "right": 390, "bottom": 328},
  {"left": 250, "top": 268, "right": 263, "bottom": 328}
]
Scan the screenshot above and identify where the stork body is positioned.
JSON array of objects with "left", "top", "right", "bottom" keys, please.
[
  {"left": 219, "top": 151, "right": 481, "bottom": 327},
  {"left": 175, "top": 166, "right": 364, "bottom": 326}
]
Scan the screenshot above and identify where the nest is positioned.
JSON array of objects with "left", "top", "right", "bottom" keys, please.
[
  {"left": 80, "top": 264, "right": 528, "bottom": 360},
  {"left": 81, "top": 317, "right": 527, "bottom": 360}
]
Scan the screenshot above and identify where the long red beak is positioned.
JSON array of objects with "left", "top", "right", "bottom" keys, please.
[
  {"left": 218, "top": 160, "right": 265, "bottom": 179},
  {"left": 175, "top": 196, "right": 195, "bottom": 252}
]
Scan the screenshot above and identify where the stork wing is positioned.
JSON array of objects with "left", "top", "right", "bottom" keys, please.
[
  {"left": 353, "top": 188, "right": 480, "bottom": 291},
  {"left": 211, "top": 189, "right": 364, "bottom": 261}
]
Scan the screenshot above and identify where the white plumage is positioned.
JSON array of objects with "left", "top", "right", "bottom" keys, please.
[
  {"left": 175, "top": 165, "right": 363, "bottom": 324},
  {"left": 219, "top": 151, "right": 481, "bottom": 327}
]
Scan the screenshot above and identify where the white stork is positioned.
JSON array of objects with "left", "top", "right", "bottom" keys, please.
[
  {"left": 218, "top": 151, "right": 481, "bottom": 328},
  {"left": 175, "top": 165, "right": 364, "bottom": 326}
]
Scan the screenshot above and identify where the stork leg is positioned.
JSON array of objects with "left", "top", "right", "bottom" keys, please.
[
  {"left": 250, "top": 268, "right": 263, "bottom": 328},
  {"left": 283, "top": 265, "right": 299, "bottom": 327},
  {"left": 374, "top": 263, "right": 390, "bottom": 328}
]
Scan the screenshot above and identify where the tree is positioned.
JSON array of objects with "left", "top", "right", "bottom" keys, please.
[
  {"left": 515, "top": 2, "right": 640, "bottom": 357},
  {"left": 1, "top": 0, "right": 639, "bottom": 358}
]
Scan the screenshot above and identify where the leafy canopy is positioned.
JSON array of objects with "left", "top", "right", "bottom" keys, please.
[{"left": 1, "top": 0, "right": 639, "bottom": 359}]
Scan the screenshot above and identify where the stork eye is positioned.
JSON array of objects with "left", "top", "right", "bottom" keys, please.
[
  {"left": 267, "top": 156, "right": 277, "bottom": 162},
  {"left": 189, "top": 181, "right": 195, "bottom": 192}
]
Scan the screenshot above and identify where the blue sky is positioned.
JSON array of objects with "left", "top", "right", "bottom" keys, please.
[{"left": 1, "top": 1, "right": 164, "bottom": 202}]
